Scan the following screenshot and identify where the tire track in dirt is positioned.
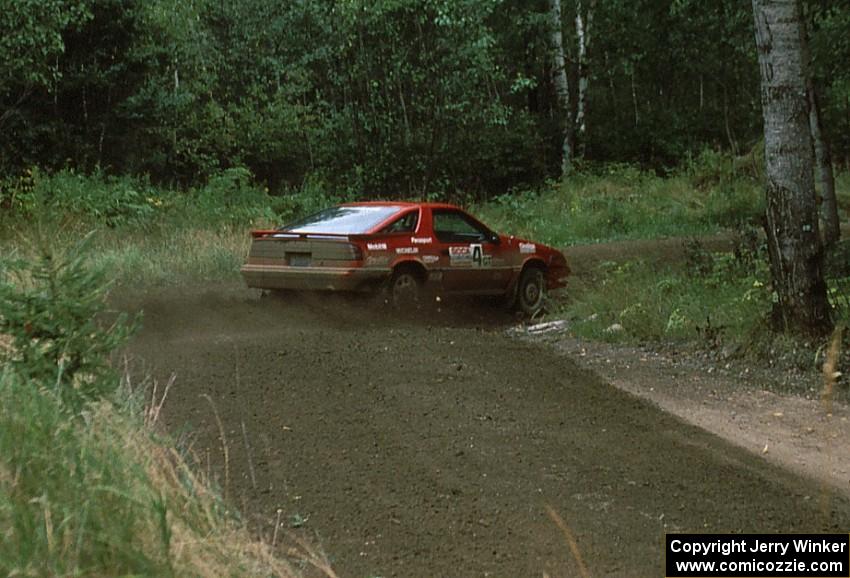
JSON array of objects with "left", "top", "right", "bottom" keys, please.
[{"left": 126, "top": 286, "right": 850, "bottom": 577}]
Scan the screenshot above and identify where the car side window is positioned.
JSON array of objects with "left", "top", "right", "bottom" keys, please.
[
  {"left": 380, "top": 210, "right": 419, "bottom": 234},
  {"left": 432, "top": 210, "right": 489, "bottom": 243}
]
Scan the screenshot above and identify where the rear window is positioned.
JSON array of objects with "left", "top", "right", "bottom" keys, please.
[{"left": 281, "top": 205, "right": 405, "bottom": 234}]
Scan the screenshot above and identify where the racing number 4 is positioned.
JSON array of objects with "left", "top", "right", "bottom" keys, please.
[{"left": 471, "top": 244, "right": 483, "bottom": 267}]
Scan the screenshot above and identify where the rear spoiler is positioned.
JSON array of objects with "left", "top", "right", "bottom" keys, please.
[{"left": 250, "top": 230, "right": 373, "bottom": 241}]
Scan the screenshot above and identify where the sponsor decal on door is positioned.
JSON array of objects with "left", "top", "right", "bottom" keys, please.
[{"left": 449, "top": 244, "right": 490, "bottom": 267}]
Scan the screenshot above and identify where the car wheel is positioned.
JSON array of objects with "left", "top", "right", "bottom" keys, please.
[
  {"left": 517, "top": 266, "right": 546, "bottom": 316},
  {"left": 389, "top": 269, "right": 422, "bottom": 309}
]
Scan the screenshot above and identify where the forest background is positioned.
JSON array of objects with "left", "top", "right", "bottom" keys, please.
[{"left": 1, "top": 0, "right": 848, "bottom": 196}]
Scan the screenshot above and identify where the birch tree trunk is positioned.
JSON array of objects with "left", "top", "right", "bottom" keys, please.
[
  {"left": 549, "top": 0, "right": 572, "bottom": 178},
  {"left": 808, "top": 82, "right": 841, "bottom": 246},
  {"left": 798, "top": 16, "right": 841, "bottom": 246},
  {"left": 752, "top": 0, "right": 832, "bottom": 336},
  {"left": 575, "top": 0, "right": 595, "bottom": 157}
]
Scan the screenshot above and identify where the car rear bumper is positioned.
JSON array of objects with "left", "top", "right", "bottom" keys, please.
[{"left": 241, "top": 264, "right": 389, "bottom": 292}]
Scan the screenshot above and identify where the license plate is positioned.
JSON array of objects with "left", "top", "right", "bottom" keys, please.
[{"left": 288, "top": 254, "right": 311, "bottom": 267}]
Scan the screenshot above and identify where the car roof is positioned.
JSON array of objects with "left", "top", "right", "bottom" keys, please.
[{"left": 340, "top": 201, "right": 462, "bottom": 211}]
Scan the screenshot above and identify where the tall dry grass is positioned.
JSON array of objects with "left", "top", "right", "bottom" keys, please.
[
  {"left": 0, "top": 369, "right": 337, "bottom": 577},
  {"left": 0, "top": 224, "right": 254, "bottom": 288}
]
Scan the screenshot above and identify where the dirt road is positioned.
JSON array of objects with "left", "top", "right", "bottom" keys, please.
[{"left": 126, "top": 286, "right": 850, "bottom": 577}]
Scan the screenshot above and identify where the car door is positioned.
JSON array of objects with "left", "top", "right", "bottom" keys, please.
[{"left": 430, "top": 208, "right": 511, "bottom": 293}]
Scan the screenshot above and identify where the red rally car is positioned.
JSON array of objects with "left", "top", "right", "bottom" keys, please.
[{"left": 240, "top": 202, "right": 570, "bottom": 315}]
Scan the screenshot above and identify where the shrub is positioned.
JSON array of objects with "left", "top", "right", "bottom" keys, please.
[
  {"left": 184, "top": 167, "right": 275, "bottom": 226},
  {"left": 0, "top": 167, "right": 282, "bottom": 232},
  {"left": 269, "top": 175, "right": 354, "bottom": 225},
  {"left": 0, "top": 232, "right": 136, "bottom": 411},
  {"left": 11, "top": 168, "right": 160, "bottom": 228}
]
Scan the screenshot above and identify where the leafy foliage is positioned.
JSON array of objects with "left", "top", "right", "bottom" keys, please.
[
  {"left": 0, "top": 0, "right": 92, "bottom": 89},
  {"left": 4, "top": 0, "right": 848, "bottom": 195}
]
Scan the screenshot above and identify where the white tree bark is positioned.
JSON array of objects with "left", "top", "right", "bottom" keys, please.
[
  {"left": 808, "top": 84, "right": 841, "bottom": 246},
  {"left": 574, "top": 0, "right": 595, "bottom": 153},
  {"left": 799, "top": 15, "right": 840, "bottom": 245},
  {"left": 630, "top": 66, "right": 639, "bottom": 127},
  {"left": 549, "top": 0, "right": 572, "bottom": 178},
  {"left": 752, "top": 0, "right": 832, "bottom": 335}
]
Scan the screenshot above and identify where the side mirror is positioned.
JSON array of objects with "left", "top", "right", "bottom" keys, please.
[{"left": 488, "top": 233, "right": 501, "bottom": 245}]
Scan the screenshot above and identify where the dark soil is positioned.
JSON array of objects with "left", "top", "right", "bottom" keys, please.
[{"left": 125, "top": 287, "right": 850, "bottom": 578}]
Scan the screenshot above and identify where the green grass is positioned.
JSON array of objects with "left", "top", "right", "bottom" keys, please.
[
  {"left": 0, "top": 370, "right": 314, "bottom": 577},
  {"left": 474, "top": 163, "right": 764, "bottom": 246},
  {"left": 0, "top": 224, "right": 253, "bottom": 288},
  {"left": 476, "top": 160, "right": 847, "bottom": 248},
  {"left": 91, "top": 227, "right": 252, "bottom": 287},
  {"left": 560, "top": 247, "right": 772, "bottom": 345}
]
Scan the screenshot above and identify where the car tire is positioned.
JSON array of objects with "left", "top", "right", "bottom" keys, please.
[
  {"left": 516, "top": 266, "right": 546, "bottom": 316},
  {"left": 389, "top": 268, "right": 422, "bottom": 309},
  {"left": 500, "top": 280, "right": 519, "bottom": 311}
]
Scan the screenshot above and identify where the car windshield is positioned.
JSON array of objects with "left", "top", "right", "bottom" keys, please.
[{"left": 281, "top": 205, "right": 405, "bottom": 234}]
